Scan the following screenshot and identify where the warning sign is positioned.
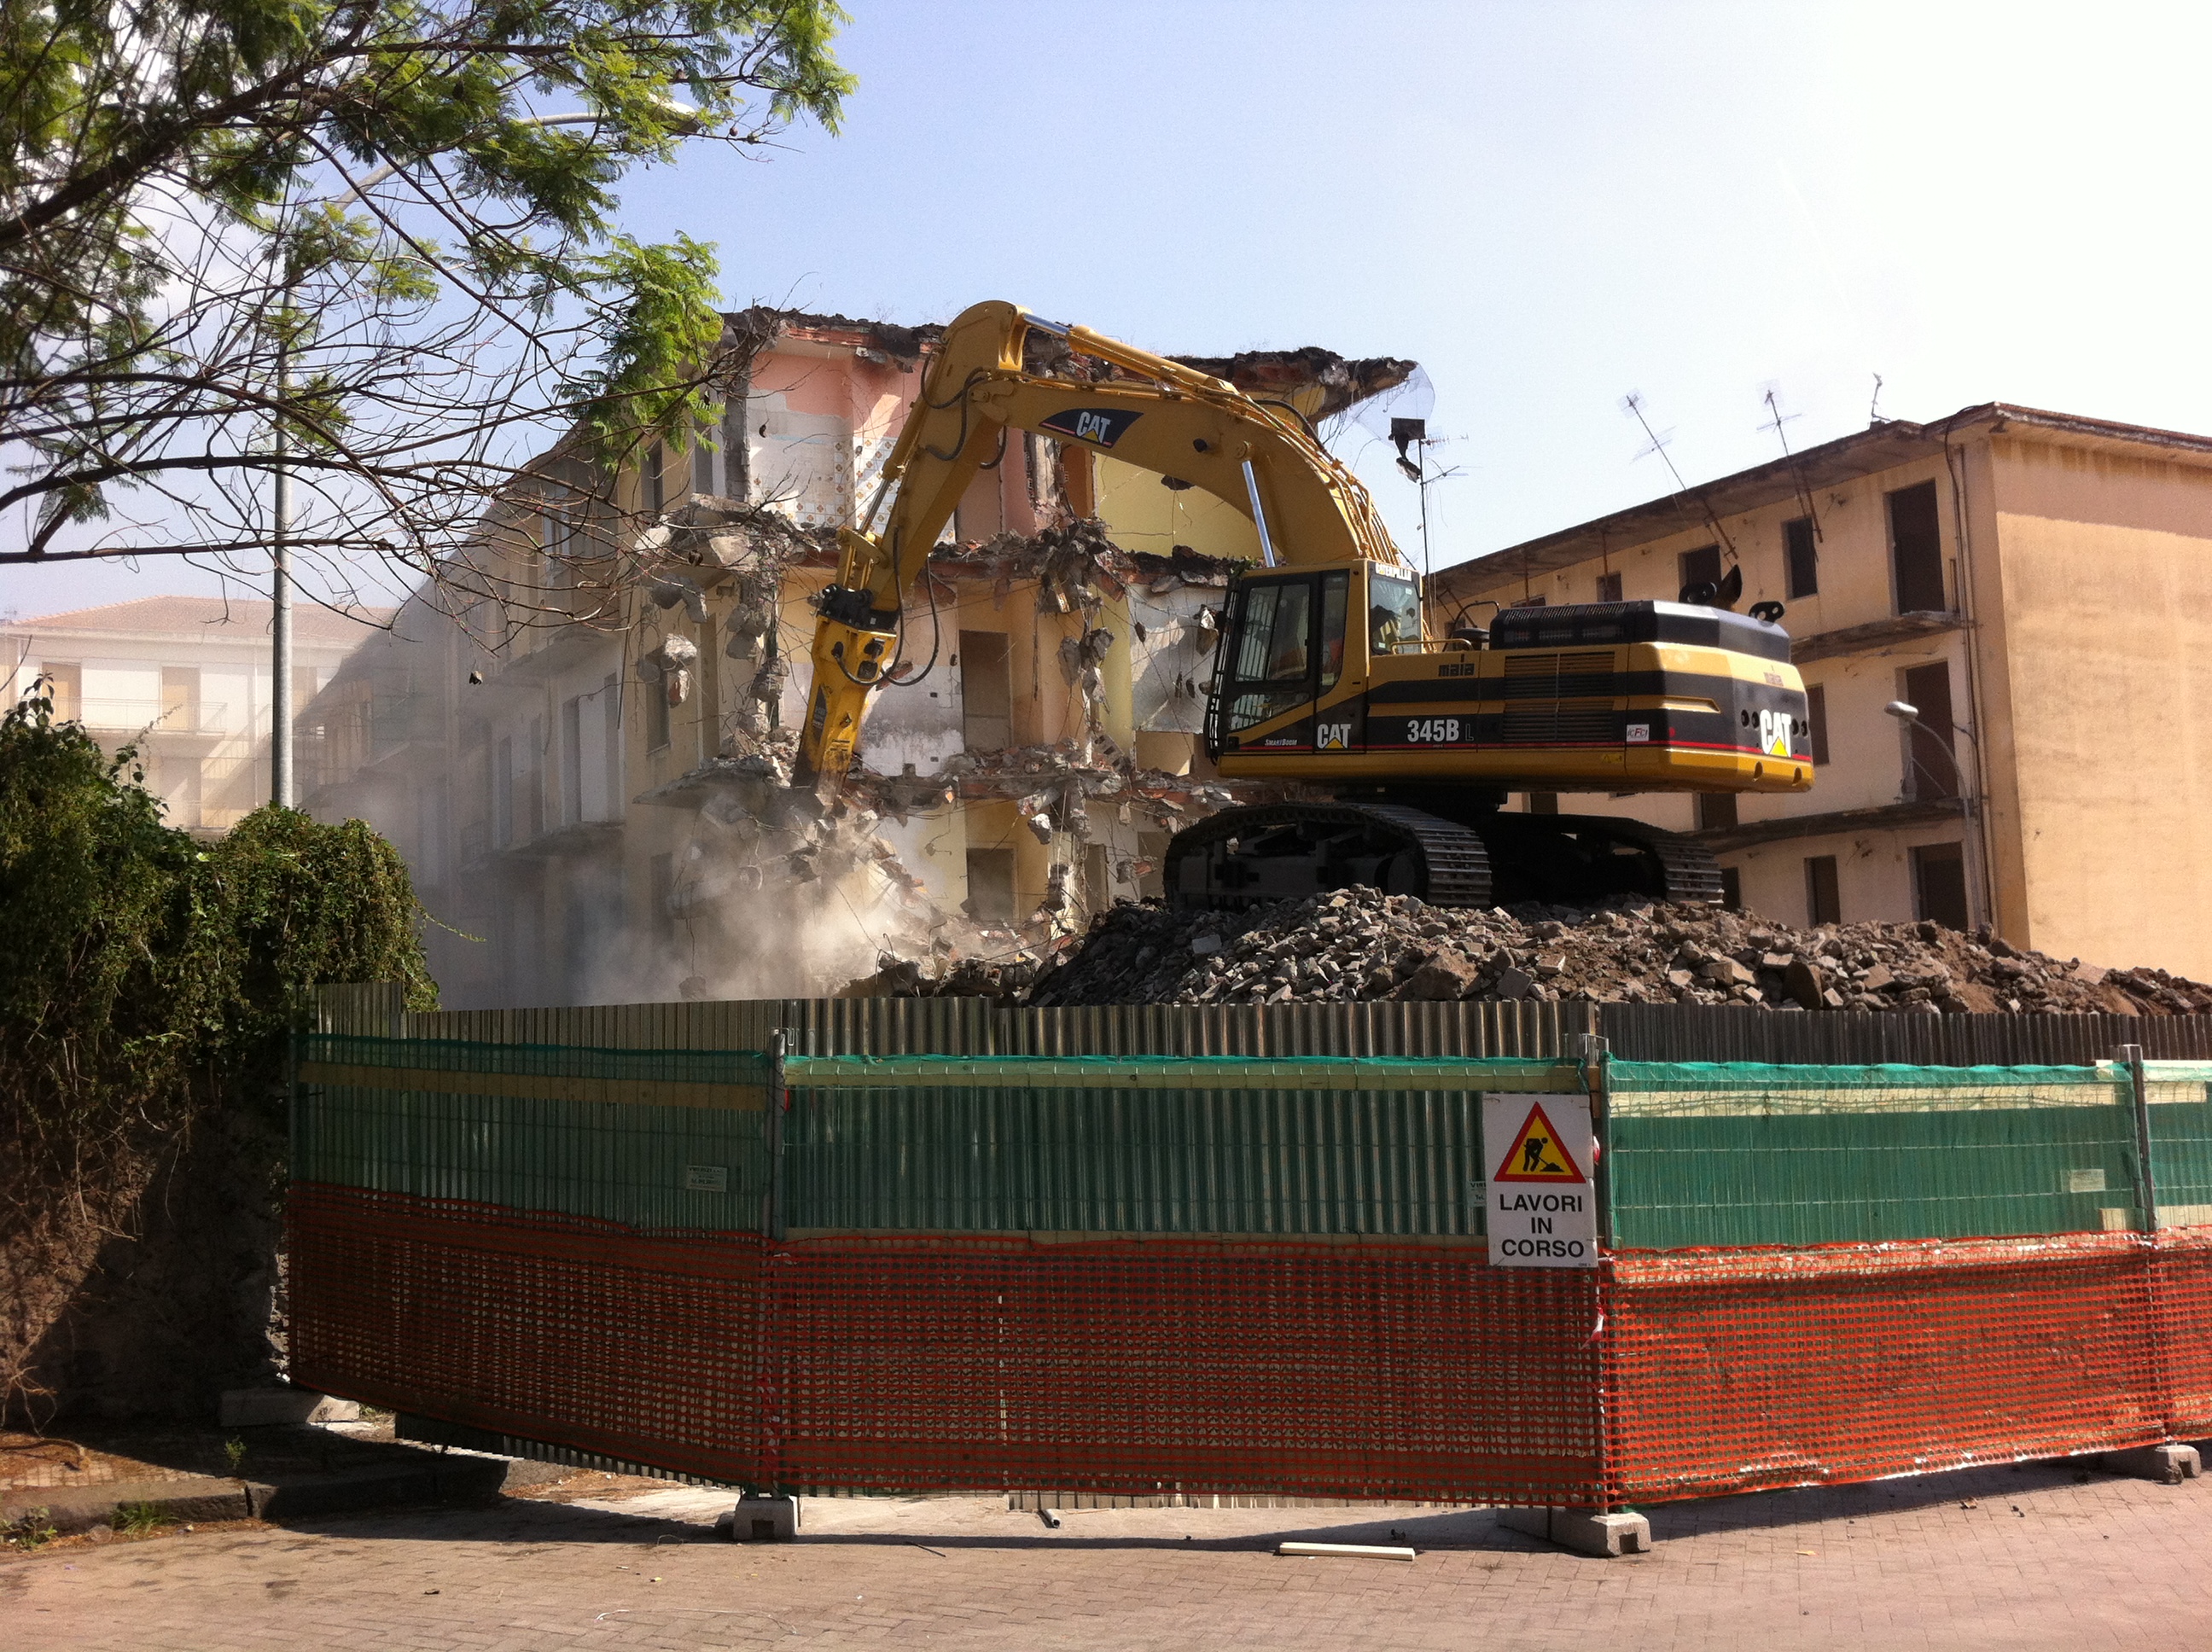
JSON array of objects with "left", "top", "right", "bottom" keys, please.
[
  {"left": 1481, "top": 1094, "right": 1598, "bottom": 1269},
  {"left": 1490, "top": 1100, "right": 1587, "bottom": 1184}
]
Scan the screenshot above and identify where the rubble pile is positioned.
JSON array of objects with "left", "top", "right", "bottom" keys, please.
[{"left": 1020, "top": 887, "right": 2212, "bottom": 1015}]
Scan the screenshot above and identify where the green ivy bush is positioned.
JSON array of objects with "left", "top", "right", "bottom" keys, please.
[{"left": 0, "top": 687, "right": 433, "bottom": 1416}]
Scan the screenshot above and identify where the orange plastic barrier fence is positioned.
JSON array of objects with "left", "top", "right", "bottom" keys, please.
[{"left": 289, "top": 1184, "right": 2212, "bottom": 1507}]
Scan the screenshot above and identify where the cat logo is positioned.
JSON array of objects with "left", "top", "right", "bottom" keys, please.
[
  {"left": 1315, "top": 722, "right": 1353, "bottom": 751},
  {"left": 1039, "top": 406, "right": 1143, "bottom": 449}
]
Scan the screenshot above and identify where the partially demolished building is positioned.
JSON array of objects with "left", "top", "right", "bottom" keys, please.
[{"left": 303, "top": 309, "right": 1413, "bottom": 1008}]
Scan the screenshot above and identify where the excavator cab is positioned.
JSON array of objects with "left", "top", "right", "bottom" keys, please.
[
  {"left": 1207, "top": 560, "right": 1429, "bottom": 759},
  {"left": 1188, "top": 567, "right": 1814, "bottom": 910}
]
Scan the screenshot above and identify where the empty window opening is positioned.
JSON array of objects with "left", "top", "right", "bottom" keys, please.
[
  {"left": 1888, "top": 481, "right": 1946, "bottom": 613},
  {"left": 1697, "top": 791, "right": 1738, "bottom": 831},
  {"left": 1806, "top": 683, "right": 1831, "bottom": 765},
  {"left": 561, "top": 696, "right": 584, "bottom": 825},
  {"left": 645, "top": 666, "right": 671, "bottom": 752},
  {"left": 1528, "top": 792, "right": 1560, "bottom": 815},
  {"left": 965, "top": 846, "right": 1017, "bottom": 924},
  {"left": 649, "top": 852, "right": 676, "bottom": 940},
  {"left": 1719, "top": 866, "right": 1743, "bottom": 910},
  {"left": 1784, "top": 516, "right": 1819, "bottom": 599},
  {"left": 959, "top": 631, "right": 1013, "bottom": 752},
  {"left": 1900, "top": 661, "right": 1958, "bottom": 800},
  {"left": 1595, "top": 570, "right": 1623, "bottom": 604},
  {"left": 1678, "top": 544, "right": 1722, "bottom": 602},
  {"left": 1912, "top": 841, "right": 1970, "bottom": 932},
  {"left": 1805, "top": 854, "right": 1841, "bottom": 926},
  {"left": 40, "top": 661, "right": 81, "bottom": 721}
]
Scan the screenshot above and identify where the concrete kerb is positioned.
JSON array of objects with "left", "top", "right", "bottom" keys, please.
[
  {"left": 1, "top": 1449, "right": 570, "bottom": 1537},
  {"left": 1495, "top": 1506, "right": 1653, "bottom": 1556}
]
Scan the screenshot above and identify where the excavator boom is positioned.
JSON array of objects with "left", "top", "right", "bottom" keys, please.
[{"left": 795, "top": 301, "right": 1400, "bottom": 784}]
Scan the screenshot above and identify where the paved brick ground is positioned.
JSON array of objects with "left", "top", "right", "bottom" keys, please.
[{"left": 9, "top": 1458, "right": 2212, "bottom": 1649}]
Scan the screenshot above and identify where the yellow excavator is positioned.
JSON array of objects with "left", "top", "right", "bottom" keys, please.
[{"left": 797, "top": 300, "right": 1813, "bottom": 909}]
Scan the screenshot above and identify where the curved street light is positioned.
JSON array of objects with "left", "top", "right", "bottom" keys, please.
[{"left": 1884, "top": 697, "right": 1975, "bottom": 796}]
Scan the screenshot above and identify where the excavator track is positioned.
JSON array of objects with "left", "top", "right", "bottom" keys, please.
[
  {"left": 1165, "top": 802, "right": 1492, "bottom": 911},
  {"left": 1166, "top": 801, "right": 1724, "bottom": 911}
]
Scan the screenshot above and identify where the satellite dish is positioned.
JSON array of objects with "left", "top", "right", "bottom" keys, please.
[{"left": 1324, "top": 364, "right": 1436, "bottom": 461}]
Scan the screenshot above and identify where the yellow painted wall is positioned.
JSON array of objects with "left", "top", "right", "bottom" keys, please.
[{"left": 1986, "top": 439, "right": 2212, "bottom": 976}]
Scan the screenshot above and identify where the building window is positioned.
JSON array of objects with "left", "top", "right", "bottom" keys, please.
[
  {"left": 1719, "top": 866, "right": 1743, "bottom": 910},
  {"left": 1806, "top": 683, "right": 1830, "bottom": 765},
  {"left": 1912, "top": 841, "right": 1970, "bottom": 932},
  {"left": 959, "top": 631, "right": 1013, "bottom": 752},
  {"left": 1899, "top": 661, "right": 1958, "bottom": 800},
  {"left": 1888, "top": 480, "right": 1946, "bottom": 613},
  {"left": 649, "top": 852, "right": 676, "bottom": 940},
  {"left": 1805, "top": 854, "right": 1841, "bottom": 926},
  {"left": 492, "top": 736, "right": 513, "bottom": 847},
  {"left": 1678, "top": 544, "right": 1721, "bottom": 601},
  {"left": 645, "top": 669, "right": 671, "bottom": 752},
  {"left": 38, "top": 661, "right": 81, "bottom": 721},
  {"left": 1696, "top": 791, "right": 1738, "bottom": 831},
  {"left": 1784, "top": 515, "right": 1818, "bottom": 599},
  {"left": 965, "top": 846, "right": 1017, "bottom": 924},
  {"left": 1527, "top": 792, "right": 1560, "bottom": 815},
  {"left": 1595, "top": 570, "right": 1622, "bottom": 604},
  {"left": 160, "top": 666, "right": 200, "bottom": 730},
  {"left": 561, "top": 695, "right": 584, "bottom": 826}
]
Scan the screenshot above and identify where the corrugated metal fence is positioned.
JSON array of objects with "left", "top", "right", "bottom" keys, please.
[{"left": 316, "top": 984, "right": 2212, "bottom": 1065}]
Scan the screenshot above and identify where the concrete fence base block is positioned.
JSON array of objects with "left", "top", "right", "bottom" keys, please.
[
  {"left": 2104, "top": 1444, "right": 2202, "bottom": 1485},
  {"left": 1497, "top": 1506, "right": 1652, "bottom": 1556},
  {"left": 718, "top": 1493, "right": 800, "bottom": 1541},
  {"left": 219, "top": 1387, "right": 361, "bottom": 1428}
]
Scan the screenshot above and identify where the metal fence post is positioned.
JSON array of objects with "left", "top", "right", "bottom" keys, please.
[
  {"left": 767, "top": 1030, "right": 788, "bottom": 1242},
  {"left": 1578, "top": 1030, "right": 1615, "bottom": 1514},
  {"left": 2120, "top": 1042, "right": 2157, "bottom": 1233}
]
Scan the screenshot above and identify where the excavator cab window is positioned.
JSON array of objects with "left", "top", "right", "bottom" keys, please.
[
  {"left": 1221, "top": 572, "right": 1347, "bottom": 734},
  {"left": 1370, "top": 572, "right": 1422, "bottom": 655}
]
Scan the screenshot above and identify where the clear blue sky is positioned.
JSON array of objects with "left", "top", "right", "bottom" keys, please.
[{"left": 13, "top": 0, "right": 2207, "bottom": 618}]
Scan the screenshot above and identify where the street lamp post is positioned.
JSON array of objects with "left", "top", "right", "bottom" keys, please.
[
  {"left": 265, "top": 108, "right": 695, "bottom": 806},
  {"left": 1883, "top": 698, "right": 1976, "bottom": 797}
]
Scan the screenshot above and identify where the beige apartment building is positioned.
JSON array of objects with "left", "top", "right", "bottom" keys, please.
[
  {"left": 1434, "top": 404, "right": 2212, "bottom": 978},
  {"left": 2, "top": 597, "right": 389, "bottom": 832}
]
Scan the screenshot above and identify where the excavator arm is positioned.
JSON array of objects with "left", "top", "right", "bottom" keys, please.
[{"left": 795, "top": 300, "right": 1407, "bottom": 784}]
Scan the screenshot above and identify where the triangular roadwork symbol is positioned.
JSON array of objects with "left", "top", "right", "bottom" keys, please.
[{"left": 1492, "top": 1100, "right": 1588, "bottom": 1184}]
